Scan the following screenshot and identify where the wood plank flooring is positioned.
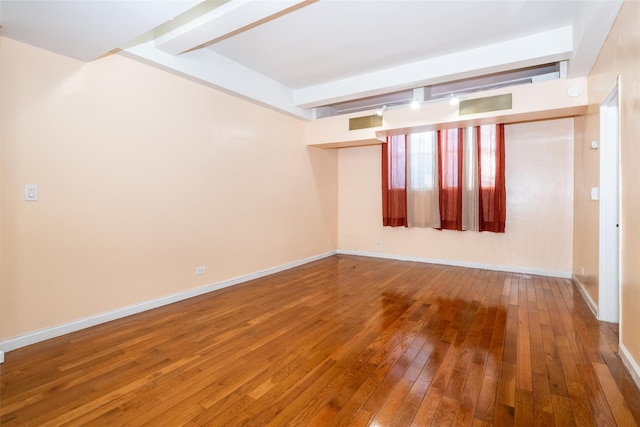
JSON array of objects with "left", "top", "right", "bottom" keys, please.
[{"left": 2, "top": 255, "right": 640, "bottom": 426}]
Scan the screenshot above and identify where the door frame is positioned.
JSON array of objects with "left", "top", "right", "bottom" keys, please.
[{"left": 598, "top": 76, "right": 621, "bottom": 324}]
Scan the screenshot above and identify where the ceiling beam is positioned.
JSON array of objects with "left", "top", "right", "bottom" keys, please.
[
  {"left": 122, "top": 39, "right": 314, "bottom": 120},
  {"left": 154, "top": 0, "right": 313, "bottom": 56},
  {"left": 293, "top": 27, "right": 574, "bottom": 109}
]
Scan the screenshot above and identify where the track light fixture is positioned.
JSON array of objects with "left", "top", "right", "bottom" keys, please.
[{"left": 376, "top": 105, "right": 388, "bottom": 116}]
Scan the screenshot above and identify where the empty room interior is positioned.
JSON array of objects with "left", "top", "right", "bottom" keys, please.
[{"left": 1, "top": 0, "right": 640, "bottom": 425}]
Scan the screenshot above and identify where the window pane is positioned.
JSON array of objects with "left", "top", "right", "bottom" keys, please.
[{"left": 408, "top": 132, "right": 435, "bottom": 190}]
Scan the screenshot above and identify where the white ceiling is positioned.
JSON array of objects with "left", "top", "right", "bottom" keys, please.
[
  {"left": 0, "top": 1, "right": 202, "bottom": 61},
  {"left": 0, "top": 0, "right": 623, "bottom": 119}
]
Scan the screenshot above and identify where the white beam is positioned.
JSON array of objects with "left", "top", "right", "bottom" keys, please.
[
  {"left": 122, "top": 40, "right": 313, "bottom": 120},
  {"left": 154, "top": 0, "right": 311, "bottom": 55},
  {"left": 294, "top": 27, "right": 574, "bottom": 109}
]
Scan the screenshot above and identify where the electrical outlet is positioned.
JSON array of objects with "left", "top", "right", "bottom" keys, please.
[{"left": 195, "top": 266, "right": 206, "bottom": 275}]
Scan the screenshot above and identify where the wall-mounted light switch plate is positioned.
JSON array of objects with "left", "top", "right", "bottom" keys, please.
[{"left": 25, "top": 185, "right": 38, "bottom": 201}]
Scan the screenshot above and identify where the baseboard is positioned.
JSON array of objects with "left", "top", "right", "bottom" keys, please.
[
  {"left": 0, "top": 350, "right": 4, "bottom": 364},
  {"left": 619, "top": 343, "right": 640, "bottom": 390},
  {"left": 0, "top": 251, "right": 337, "bottom": 354},
  {"left": 337, "top": 249, "right": 572, "bottom": 279},
  {"left": 571, "top": 275, "right": 598, "bottom": 318}
]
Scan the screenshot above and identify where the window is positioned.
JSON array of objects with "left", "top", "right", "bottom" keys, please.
[{"left": 382, "top": 124, "right": 506, "bottom": 232}]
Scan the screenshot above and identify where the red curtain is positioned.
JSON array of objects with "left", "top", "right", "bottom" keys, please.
[
  {"left": 382, "top": 125, "right": 506, "bottom": 233},
  {"left": 478, "top": 124, "right": 506, "bottom": 232},
  {"left": 438, "top": 129, "right": 463, "bottom": 230},
  {"left": 382, "top": 135, "right": 407, "bottom": 226}
]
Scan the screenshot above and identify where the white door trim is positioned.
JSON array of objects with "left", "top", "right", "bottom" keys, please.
[{"left": 598, "top": 76, "right": 621, "bottom": 324}]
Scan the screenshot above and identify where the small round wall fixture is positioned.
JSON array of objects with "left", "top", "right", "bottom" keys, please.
[{"left": 567, "top": 84, "right": 584, "bottom": 97}]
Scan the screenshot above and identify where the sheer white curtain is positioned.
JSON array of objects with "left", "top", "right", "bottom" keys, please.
[
  {"left": 407, "top": 131, "right": 440, "bottom": 228},
  {"left": 462, "top": 127, "right": 479, "bottom": 231}
]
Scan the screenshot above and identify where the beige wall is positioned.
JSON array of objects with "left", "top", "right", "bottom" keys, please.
[
  {"left": 574, "top": 1, "right": 640, "bottom": 367},
  {"left": 0, "top": 37, "right": 338, "bottom": 341},
  {"left": 338, "top": 119, "right": 574, "bottom": 275},
  {"left": 573, "top": 112, "right": 600, "bottom": 305}
]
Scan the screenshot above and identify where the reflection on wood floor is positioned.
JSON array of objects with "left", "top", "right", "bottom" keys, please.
[{"left": 1, "top": 255, "right": 639, "bottom": 426}]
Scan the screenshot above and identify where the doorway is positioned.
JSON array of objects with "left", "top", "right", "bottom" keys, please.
[{"left": 598, "top": 77, "right": 621, "bottom": 324}]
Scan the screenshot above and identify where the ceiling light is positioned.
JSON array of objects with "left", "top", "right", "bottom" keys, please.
[
  {"left": 410, "top": 99, "right": 420, "bottom": 109},
  {"left": 376, "top": 105, "right": 388, "bottom": 116},
  {"left": 449, "top": 95, "right": 460, "bottom": 106}
]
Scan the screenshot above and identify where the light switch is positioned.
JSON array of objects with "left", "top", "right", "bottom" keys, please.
[
  {"left": 25, "top": 185, "right": 38, "bottom": 201},
  {"left": 591, "top": 187, "right": 599, "bottom": 201}
]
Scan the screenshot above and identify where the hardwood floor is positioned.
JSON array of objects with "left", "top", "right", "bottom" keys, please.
[{"left": 1, "top": 255, "right": 640, "bottom": 426}]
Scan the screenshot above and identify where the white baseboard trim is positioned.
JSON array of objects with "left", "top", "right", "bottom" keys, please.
[
  {"left": 571, "top": 275, "right": 598, "bottom": 318},
  {"left": 0, "top": 350, "right": 4, "bottom": 364},
  {"left": 619, "top": 343, "right": 640, "bottom": 389},
  {"left": 0, "top": 251, "right": 337, "bottom": 354},
  {"left": 336, "top": 249, "right": 572, "bottom": 279}
]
